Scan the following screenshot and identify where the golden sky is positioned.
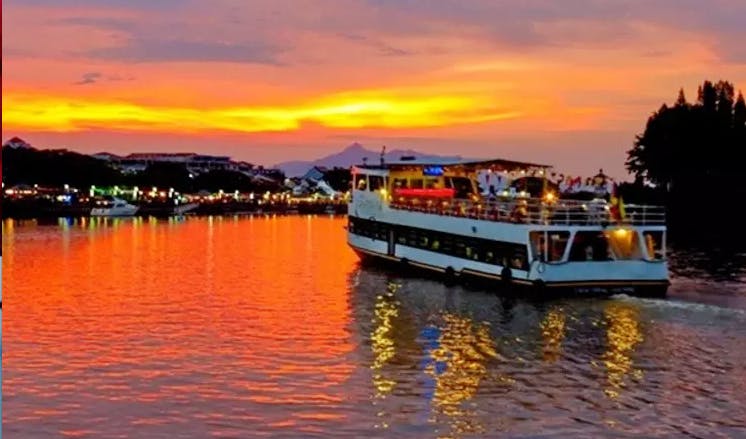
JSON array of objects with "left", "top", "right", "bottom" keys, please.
[{"left": 3, "top": 0, "right": 746, "bottom": 177}]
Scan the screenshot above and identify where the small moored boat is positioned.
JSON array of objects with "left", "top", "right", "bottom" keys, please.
[{"left": 90, "top": 196, "right": 139, "bottom": 217}]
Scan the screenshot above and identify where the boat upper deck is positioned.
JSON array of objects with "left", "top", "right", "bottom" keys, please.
[
  {"left": 387, "top": 195, "right": 665, "bottom": 226},
  {"left": 352, "top": 155, "right": 666, "bottom": 227}
]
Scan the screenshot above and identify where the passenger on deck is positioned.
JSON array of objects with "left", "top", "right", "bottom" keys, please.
[{"left": 488, "top": 185, "right": 497, "bottom": 200}]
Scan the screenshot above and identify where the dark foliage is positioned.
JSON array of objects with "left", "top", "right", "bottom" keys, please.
[
  {"left": 193, "top": 170, "right": 263, "bottom": 192},
  {"left": 323, "top": 167, "right": 352, "bottom": 192},
  {"left": 626, "top": 80, "right": 746, "bottom": 234},
  {"left": 3, "top": 146, "right": 121, "bottom": 187},
  {"left": 125, "top": 162, "right": 193, "bottom": 192},
  {"left": 2, "top": 146, "right": 285, "bottom": 193}
]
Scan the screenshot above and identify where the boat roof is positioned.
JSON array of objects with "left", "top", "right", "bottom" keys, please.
[{"left": 357, "top": 156, "right": 551, "bottom": 171}]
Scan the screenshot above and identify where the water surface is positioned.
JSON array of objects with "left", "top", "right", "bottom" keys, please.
[{"left": 3, "top": 216, "right": 746, "bottom": 438}]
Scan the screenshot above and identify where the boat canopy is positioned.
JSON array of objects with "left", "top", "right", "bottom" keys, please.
[{"left": 356, "top": 156, "right": 550, "bottom": 173}]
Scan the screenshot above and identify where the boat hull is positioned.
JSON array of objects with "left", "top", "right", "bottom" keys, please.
[
  {"left": 90, "top": 206, "right": 139, "bottom": 217},
  {"left": 349, "top": 241, "right": 668, "bottom": 299}
]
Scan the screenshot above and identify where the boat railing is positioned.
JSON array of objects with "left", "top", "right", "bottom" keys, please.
[{"left": 388, "top": 196, "right": 666, "bottom": 226}]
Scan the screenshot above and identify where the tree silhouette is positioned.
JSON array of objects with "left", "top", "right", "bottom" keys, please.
[
  {"left": 626, "top": 80, "right": 746, "bottom": 235},
  {"left": 323, "top": 167, "right": 352, "bottom": 191}
]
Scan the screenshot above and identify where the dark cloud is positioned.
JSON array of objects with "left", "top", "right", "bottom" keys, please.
[
  {"left": 73, "top": 72, "right": 134, "bottom": 85},
  {"left": 364, "top": 0, "right": 746, "bottom": 57},
  {"left": 106, "top": 74, "right": 136, "bottom": 81},
  {"left": 378, "top": 45, "right": 415, "bottom": 57},
  {"left": 11, "top": 0, "right": 746, "bottom": 65},
  {"left": 74, "top": 72, "right": 102, "bottom": 85},
  {"left": 86, "top": 38, "right": 283, "bottom": 65},
  {"left": 337, "top": 33, "right": 368, "bottom": 42},
  {"left": 335, "top": 32, "right": 415, "bottom": 57}
]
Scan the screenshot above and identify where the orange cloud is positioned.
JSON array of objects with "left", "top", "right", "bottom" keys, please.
[{"left": 2, "top": 90, "right": 522, "bottom": 134}]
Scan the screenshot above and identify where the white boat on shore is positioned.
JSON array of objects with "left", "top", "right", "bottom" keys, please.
[
  {"left": 347, "top": 157, "right": 669, "bottom": 297},
  {"left": 90, "top": 197, "right": 139, "bottom": 217},
  {"left": 173, "top": 202, "right": 199, "bottom": 215}
]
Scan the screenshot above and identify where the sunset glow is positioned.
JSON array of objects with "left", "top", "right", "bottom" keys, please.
[
  {"left": 4, "top": 91, "right": 520, "bottom": 133},
  {"left": 3, "top": 0, "right": 746, "bottom": 176}
]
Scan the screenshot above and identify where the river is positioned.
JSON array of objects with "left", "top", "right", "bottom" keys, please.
[{"left": 3, "top": 215, "right": 745, "bottom": 438}]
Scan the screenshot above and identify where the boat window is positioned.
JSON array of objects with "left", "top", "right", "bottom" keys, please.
[
  {"left": 530, "top": 231, "right": 545, "bottom": 261},
  {"left": 549, "top": 232, "right": 570, "bottom": 262},
  {"left": 441, "top": 236, "right": 453, "bottom": 254},
  {"left": 529, "top": 231, "right": 568, "bottom": 262},
  {"left": 407, "top": 229, "right": 418, "bottom": 246},
  {"left": 454, "top": 239, "right": 466, "bottom": 257},
  {"left": 410, "top": 178, "right": 424, "bottom": 189},
  {"left": 510, "top": 249, "right": 527, "bottom": 270},
  {"left": 449, "top": 177, "right": 473, "bottom": 198},
  {"left": 378, "top": 223, "right": 388, "bottom": 240},
  {"left": 425, "top": 178, "right": 439, "bottom": 189},
  {"left": 369, "top": 175, "right": 384, "bottom": 191},
  {"left": 349, "top": 217, "right": 389, "bottom": 240},
  {"left": 358, "top": 220, "right": 530, "bottom": 269},
  {"left": 393, "top": 178, "right": 408, "bottom": 189},
  {"left": 466, "top": 241, "right": 480, "bottom": 261},
  {"left": 643, "top": 231, "right": 665, "bottom": 260},
  {"left": 355, "top": 174, "right": 367, "bottom": 190},
  {"left": 419, "top": 234, "right": 429, "bottom": 248},
  {"left": 604, "top": 229, "right": 642, "bottom": 260},
  {"left": 569, "top": 231, "right": 612, "bottom": 261}
]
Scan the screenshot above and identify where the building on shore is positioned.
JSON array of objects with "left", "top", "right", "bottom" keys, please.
[{"left": 90, "top": 151, "right": 284, "bottom": 182}]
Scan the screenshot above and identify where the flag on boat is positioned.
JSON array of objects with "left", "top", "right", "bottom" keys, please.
[{"left": 609, "top": 183, "right": 626, "bottom": 222}]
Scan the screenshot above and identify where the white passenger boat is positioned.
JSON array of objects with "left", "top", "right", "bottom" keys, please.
[
  {"left": 90, "top": 196, "right": 139, "bottom": 217},
  {"left": 346, "top": 157, "right": 669, "bottom": 296}
]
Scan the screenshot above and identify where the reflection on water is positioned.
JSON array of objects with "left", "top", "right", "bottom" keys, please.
[
  {"left": 423, "top": 313, "right": 496, "bottom": 437},
  {"left": 601, "top": 303, "right": 643, "bottom": 399},
  {"left": 3, "top": 216, "right": 746, "bottom": 438},
  {"left": 540, "top": 307, "right": 566, "bottom": 363},
  {"left": 370, "top": 281, "right": 400, "bottom": 430}
]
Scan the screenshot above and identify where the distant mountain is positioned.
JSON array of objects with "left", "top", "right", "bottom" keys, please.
[{"left": 276, "top": 143, "right": 462, "bottom": 176}]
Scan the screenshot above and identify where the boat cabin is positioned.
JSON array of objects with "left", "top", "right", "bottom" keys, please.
[{"left": 353, "top": 156, "right": 548, "bottom": 202}]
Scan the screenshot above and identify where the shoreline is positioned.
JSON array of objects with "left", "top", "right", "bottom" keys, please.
[{"left": 1, "top": 199, "right": 349, "bottom": 219}]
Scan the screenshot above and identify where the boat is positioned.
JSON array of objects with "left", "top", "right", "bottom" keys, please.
[
  {"left": 346, "top": 157, "right": 669, "bottom": 297},
  {"left": 90, "top": 196, "right": 139, "bottom": 217},
  {"left": 173, "top": 202, "right": 199, "bottom": 215},
  {"left": 138, "top": 201, "right": 200, "bottom": 216}
]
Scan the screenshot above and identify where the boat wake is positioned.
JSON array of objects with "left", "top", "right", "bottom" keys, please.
[{"left": 611, "top": 293, "right": 746, "bottom": 317}]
